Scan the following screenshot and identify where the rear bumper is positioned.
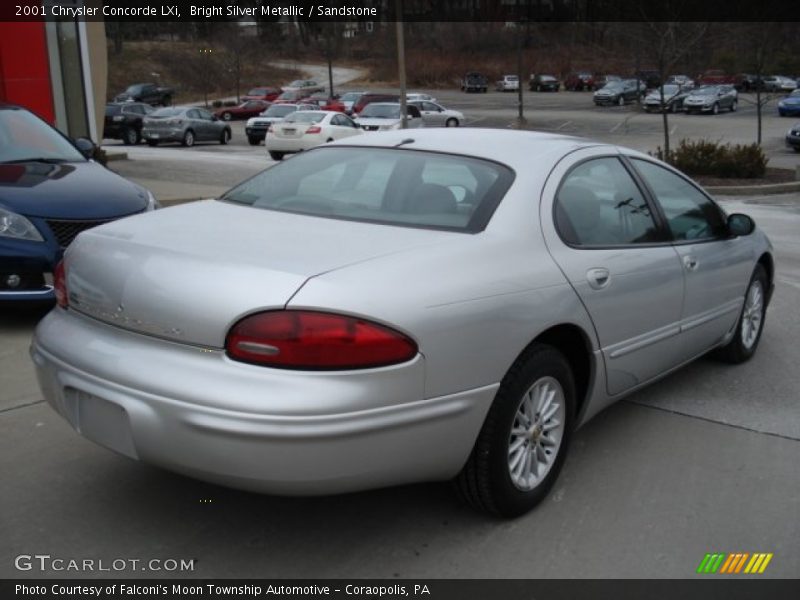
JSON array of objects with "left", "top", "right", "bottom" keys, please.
[
  {"left": 264, "top": 135, "right": 322, "bottom": 153},
  {"left": 31, "top": 308, "right": 495, "bottom": 495}
]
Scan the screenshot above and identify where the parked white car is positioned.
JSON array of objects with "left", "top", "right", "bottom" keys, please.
[
  {"left": 496, "top": 75, "right": 520, "bottom": 92},
  {"left": 264, "top": 111, "right": 362, "bottom": 161},
  {"left": 409, "top": 100, "right": 465, "bottom": 127}
]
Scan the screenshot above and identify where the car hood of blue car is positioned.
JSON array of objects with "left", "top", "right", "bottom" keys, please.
[
  {"left": 0, "top": 160, "right": 148, "bottom": 219},
  {"left": 780, "top": 96, "right": 800, "bottom": 105}
]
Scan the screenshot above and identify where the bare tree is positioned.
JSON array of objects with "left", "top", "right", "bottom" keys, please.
[{"left": 623, "top": 20, "right": 709, "bottom": 156}]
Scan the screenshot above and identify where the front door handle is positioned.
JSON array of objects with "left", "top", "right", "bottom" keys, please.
[
  {"left": 586, "top": 268, "right": 611, "bottom": 290},
  {"left": 683, "top": 255, "right": 699, "bottom": 271}
]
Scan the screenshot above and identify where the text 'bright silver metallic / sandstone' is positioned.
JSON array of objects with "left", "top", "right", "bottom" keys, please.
[{"left": 30, "top": 129, "right": 775, "bottom": 517}]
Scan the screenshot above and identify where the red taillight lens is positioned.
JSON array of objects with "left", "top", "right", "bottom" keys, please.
[
  {"left": 305, "top": 125, "right": 321, "bottom": 134},
  {"left": 226, "top": 310, "right": 417, "bottom": 370},
  {"left": 54, "top": 260, "right": 68, "bottom": 308}
]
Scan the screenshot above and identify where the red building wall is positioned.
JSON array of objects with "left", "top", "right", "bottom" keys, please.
[{"left": 0, "top": 21, "right": 55, "bottom": 123}]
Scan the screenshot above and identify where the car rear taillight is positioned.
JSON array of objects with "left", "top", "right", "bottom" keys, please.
[
  {"left": 305, "top": 125, "right": 321, "bottom": 134},
  {"left": 54, "top": 260, "right": 68, "bottom": 308},
  {"left": 226, "top": 310, "right": 417, "bottom": 370}
]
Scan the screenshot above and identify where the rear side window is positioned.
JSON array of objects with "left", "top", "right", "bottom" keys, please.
[
  {"left": 555, "top": 157, "right": 660, "bottom": 246},
  {"left": 221, "top": 147, "right": 515, "bottom": 232}
]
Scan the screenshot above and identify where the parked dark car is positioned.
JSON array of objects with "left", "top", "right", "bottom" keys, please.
[
  {"left": 735, "top": 74, "right": 764, "bottom": 92},
  {"left": 564, "top": 72, "right": 594, "bottom": 91},
  {"left": 215, "top": 100, "right": 271, "bottom": 121},
  {"left": 593, "top": 79, "right": 645, "bottom": 106},
  {"left": 778, "top": 90, "right": 800, "bottom": 117},
  {"left": 683, "top": 85, "right": 738, "bottom": 114},
  {"left": 103, "top": 102, "right": 153, "bottom": 145},
  {"left": 529, "top": 74, "right": 560, "bottom": 92},
  {"left": 461, "top": 72, "right": 488, "bottom": 93},
  {"left": 114, "top": 83, "right": 173, "bottom": 106},
  {"left": 786, "top": 122, "right": 800, "bottom": 151},
  {"left": 633, "top": 70, "right": 661, "bottom": 90},
  {"left": 352, "top": 93, "right": 401, "bottom": 115},
  {"left": 242, "top": 87, "right": 281, "bottom": 102},
  {"left": 142, "top": 106, "right": 232, "bottom": 147},
  {"left": 0, "top": 104, "right": 157, "bottom": 303}
]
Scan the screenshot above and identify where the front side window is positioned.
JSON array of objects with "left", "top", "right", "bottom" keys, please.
[
  {"left": 221, "top": 147, "right": 514, "bottom": 232},
  {"left": 555, "top": 157, "right": 660, "bottom": 246},
  {"left": 631, "top": 159, "right": 727, "bottom": 242}
]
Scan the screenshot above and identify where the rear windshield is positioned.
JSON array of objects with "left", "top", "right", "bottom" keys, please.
[
  {"left": 151, "top": 107, "right": 184, "bottom": 117},
  {"left": 265, "top": 105, "right": 297, "bottom": 117},
  {"left": 221, "top": 147, "right": 515, "bottom": 232},
  {"left": 285, "top": 112, "right": 324, "bottom": 123},
  {"left": 360, "top": 104, "right": 401, "bottom": 118}
]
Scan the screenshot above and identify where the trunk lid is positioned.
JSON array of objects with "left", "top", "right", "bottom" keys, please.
[{"left": 65, "top": 199, "right": 453, "bottom": 348}]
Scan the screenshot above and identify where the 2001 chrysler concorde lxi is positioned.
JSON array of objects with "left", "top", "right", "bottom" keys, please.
[{"left": 31, "top": 130, "right": 774, "bottom": 517}]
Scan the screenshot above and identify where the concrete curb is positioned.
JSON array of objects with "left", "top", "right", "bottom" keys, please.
[{"left": 706, "top": 181, "right": 800, "bottom": 196}]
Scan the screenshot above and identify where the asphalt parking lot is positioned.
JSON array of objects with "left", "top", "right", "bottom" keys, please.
[{"left": 1, "top": 85, "right": 799, "bottom": 580}]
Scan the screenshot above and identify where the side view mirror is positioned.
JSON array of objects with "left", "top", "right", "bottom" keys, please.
[
  {"left": 727, "top": 213, "right": 755, "bottom": 237},
  {"left": 73, "top": 137, "right": 96, "bottom": 159}
]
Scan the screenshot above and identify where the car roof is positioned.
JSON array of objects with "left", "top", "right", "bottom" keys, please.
[{"left": 330, "top": 128, "right": 604, "bottom": 170}]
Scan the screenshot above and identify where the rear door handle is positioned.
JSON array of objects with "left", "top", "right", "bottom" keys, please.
[{"left": 586, "top": 268, "right": 611, "bottom": 290}]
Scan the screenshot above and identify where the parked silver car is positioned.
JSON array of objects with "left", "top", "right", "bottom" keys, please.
[
  {"left": 142, "top": 106, "right": 231, "bottom": 146},
  {"left": 354, "top": 103, "right": 424, "bottom": 131},
  {"left": 408, "top": 100, "right": 464, "bottom": 127},
  {"left": 32, "top": 129, "right": 773, "bottom": 517},
  {"left": 683, "top": 85, "right": 738, "bottom": 114}
]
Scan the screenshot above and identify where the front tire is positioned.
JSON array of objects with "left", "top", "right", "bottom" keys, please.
[
  {"left": 146, "top": 139, "right": 159, "bottom": 147},
  {"left": 730, "top": 100, "right": 737, "bottom": 112},
  {"left": 715, "top": 265, "right": 768, "bottom": 364},
  {"left": 222, "top": 112, "right": 232, "bottom": 121},
  {"left": 122, "top": 127, "right": 140, "bottom": 145},
  {"left": 445, "top": 117, "right": 459, "bottom": 127},
  {"left": 268, "top": 151, "right": 284, "bottom": 161},
  {"left": 182, "top": 130, "right": 195, "bottom": 147},
  {"left": 617, "top": 95, "right": 625, "bottom": 106},
  {"left": 247, "top": 136, "right": 259, "bottom": 146},
  {"left": 454, "top": 344, "right": 575, "bottom": 517},
  {"left": 220, "top": 129, "right": 231, "bottom": 145},
  {"left": 712, "top": 103, "right": 719, "bottom": 115}
]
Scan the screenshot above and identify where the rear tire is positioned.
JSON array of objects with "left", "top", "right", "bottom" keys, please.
[
  {"left": 617, "top": 95, "right": 625, "bottom": 106},
  {"left": 730, "top": 100, "right": 737, "bottom": 112},
  {"left": 162, "top": 96, "right": 172, "bottom": 107},
  {"left": 712, "top": 103, "right": 719, "bottom": 115},
  {"left": 714, "top": 265, "right": 768, "bottom": 364},
  {"left": 182, "top": 130, "right": 195, "bottom": 147},
  {"left": 454, "top": 344, "right": 575, "bottom": 517},
  {"left": 269, "top": 151, "right": 284, "bottom": 161}
]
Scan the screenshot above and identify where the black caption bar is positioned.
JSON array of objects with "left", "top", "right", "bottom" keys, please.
[
  {"left": 3, "top": 0, "right": 799, "bottom": 22},
  {"left": 3, "top": 580, "right": 800, "bottom": 600}
]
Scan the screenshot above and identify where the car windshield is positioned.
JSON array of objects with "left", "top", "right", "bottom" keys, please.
[
  {"left": 360, "top": 104, "right": 401, "bottom": 118},
  {"left": 123, "top": 84, "right": 144, "bottom": 94},
  {"left": 277, "top": 92, "right": 301, "bottom": 100},
  {"left": 287, "top": 80, "right": 305, "bottom": 87},
  {"left": 340, "top": 92, "right": 362, "bottom": 102},
  {"left": 105, "top": 105, "right": 121, "bottom": 115},
  {"left": 220, "top": 147, "right": 514, "bottom": 232},
  {"left": 506, "top": 76, "right": 519, "bottom": 81},
  {"left": 603, "top": 82, "right": 624, "bottom": 90},
  {"left": 265, "top": 105, "right": 296, "bottom": 117},
  {"left": 694, "top": 87, "right": 718, "bottom": 96},
  {"left": 285, "top": 112, "right": 325, "bottom": 123},
  {"left": 540, "top": 76, "right": 556, "bottom": 82},
  {"left": 248, "top": 88, "right": 267, "bottom": 95},
  {"left": 0, "top": 108, "right": 85, "bottom": 163},
  {"left": 150, "top": 107, "right": 184, "bottom": 117},
  {"left": 790, "top": 90, "right": 800, "bottom": 98}
]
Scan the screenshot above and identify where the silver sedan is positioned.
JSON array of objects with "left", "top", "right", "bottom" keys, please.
[
  {"left": 31, "top": 130, "right": 774, "bottom": 517},
  {"left": 409, "top": 100, "right": 465, "bottom": 127}
]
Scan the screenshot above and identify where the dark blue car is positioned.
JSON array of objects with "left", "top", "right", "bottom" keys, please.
[
  {"left": 778, "top": 90, "right": 800, "bottom": 117},
  {"left": 0, "top": 104, "right": 157, "bottom": 303}
]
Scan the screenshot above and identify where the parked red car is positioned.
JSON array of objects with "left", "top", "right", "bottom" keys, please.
[
  {"left": 272, "top": 90, "right": 309, "bottom": 104},
  {"left": 214, "top": 100, "right": 271, "bottom": 121},
  {"left": 564, "top": 72, "right": 595, "bottom": 91},
  {"left": 698, "top": 70, "right": 738, "bottom": 86},
  {"left": 242, "top": 87, "right": 281, "bottom": 102},
  {"left": 352, "top": 93, "right": 400, "bottom": 114}
]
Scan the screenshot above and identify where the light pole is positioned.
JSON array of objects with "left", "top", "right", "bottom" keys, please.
[
  {"left": 396, "top": 0, "right": 407, "bottom": 129},
  {"left": 200, "top": 47, "right": 213, "bottom": 107}
]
